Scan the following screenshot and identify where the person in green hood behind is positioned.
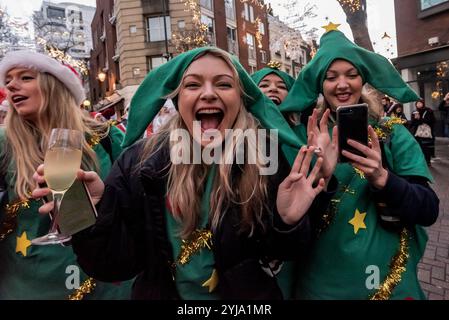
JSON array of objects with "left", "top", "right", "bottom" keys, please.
[
  {"left": 251, "top": 62, "right": 302, "bottom": 127},
  {"left": 33, "top": 47, "right": 338, "bottom": 299},
  {"left": 251, "top": 62, "right": 295, "bottom": 106},
  {"left": 280, "top": 29, "right": 439, "bottom": 300}
]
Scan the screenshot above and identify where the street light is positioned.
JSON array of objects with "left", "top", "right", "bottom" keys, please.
[
  {"left": 97, "top": 71, "right": 107, "bottom": 107},
  {"left": 98, "top": 71, "right": 106, "bottom": 82},
  {"left": 83, "top": 99, "right": 91, "bottom": 111}
]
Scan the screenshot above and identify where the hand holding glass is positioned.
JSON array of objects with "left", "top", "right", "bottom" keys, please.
[{"left": 31, "top": 128, "right": 83, "bottom": 245}]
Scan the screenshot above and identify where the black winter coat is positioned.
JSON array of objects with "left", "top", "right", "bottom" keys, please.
[{"left": 72, "top": 141, "right": 335, "bottom": 299}]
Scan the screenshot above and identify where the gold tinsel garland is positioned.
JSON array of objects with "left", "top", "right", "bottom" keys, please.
[
  {"left": 267, "top": 60, "right": 282, "bottom": 69},
  {"left": 86, "top": 132, "right": 101, "bottom": 148},
  {"left": 373, "top": 117, "right": 407, "bottom": 143},
  {"left": 177, "top": 229, "right": 213, "bottom": 266},
  {"left": 68, "top": 277, "right": 97, "bottom": 300},
  {"left": 0, "top": 198, "right": 31, "bottom": 241},
  {"left": 370, "top": 228, "right": 409, "bottom": 300}
]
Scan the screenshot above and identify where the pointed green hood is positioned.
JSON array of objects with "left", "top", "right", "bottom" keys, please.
[
  {"left": 123, "top": 47, "right": 303, "bottom": 163},
  {"left": 251, "top": 67, "right": 295, "bottom": 91},
  {"left": 280, "top": 30, "right": 419, "bottom": 113}
]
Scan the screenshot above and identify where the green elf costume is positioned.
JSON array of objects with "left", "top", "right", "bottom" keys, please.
[
  {"left": 251, "top": 62, "right": 295, "bottom": 94},
  {"left": 0, "top": 51, "right": 132, "bottom": 299},
  {"left": 280, "top": 29, "right": 436, "bottom": 299},
  {"left": 251, "top": 63, "right": 298, "bottom": 299},
  {"left": 117, "top": 46, "right": 317, "bottom": 299}
]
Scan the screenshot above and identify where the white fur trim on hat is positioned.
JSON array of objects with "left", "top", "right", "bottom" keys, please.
[{"left": 0, "top": 50, "right": 85, "bottom": 105}]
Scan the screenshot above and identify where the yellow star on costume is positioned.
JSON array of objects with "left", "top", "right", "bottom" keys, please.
[
  {"left": 348, "top": 209, "right": 367, "bottom": 234},
  {"left": 16, "top": 231, "right": 32, "bottom": 257},
  {"left": 322, "top": 22, "right": 341, "bottom": 33},
  {"left": 202, "top": 269, "right": 219, "bottom": 293}
]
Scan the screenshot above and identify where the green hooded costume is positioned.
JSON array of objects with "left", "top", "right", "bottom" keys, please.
[
  {"left": 281, "top": 30, "right": 431, "bottom": 299},
  {"left": 251, "top": 66, "right": 295, "bottom": 93},
  {"left": 0, "top": 127, "right": 133, "bottom": 299},
  {"left": 123, "top": 47, "right": 307, "bottom": 299}
]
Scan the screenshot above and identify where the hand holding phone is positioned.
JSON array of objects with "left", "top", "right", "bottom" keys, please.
[{"left": 337, "top": 103, "right": 368, "bottom": 163}]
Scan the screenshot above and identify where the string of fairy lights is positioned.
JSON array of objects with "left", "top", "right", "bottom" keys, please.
[
  {"left": 336, "top": 0, "right": 362, "bottom": 13},
  {"left": 172, "top": 0, "right": 209, "bottom": 52},
  {"left": 37, "top": 37, "right": 88, "bottom": 76},
  {"left": 254, "top": 17, "right": 263, "bottom": 49}
]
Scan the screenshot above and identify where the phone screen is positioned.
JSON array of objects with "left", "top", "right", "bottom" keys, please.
[
  {"left": 44, "top": 180, "right": 97, "bottom": 236},
  {"left": 337, "top": 103, "right": 368, "bottom": 163}
]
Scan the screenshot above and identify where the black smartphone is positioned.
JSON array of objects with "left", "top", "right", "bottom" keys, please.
[
  {"left": 337, "top": 103, "right": 369, "bottom": 162},
  {"left": 41, "top": 179, "right": 97, "bottom": 236}
]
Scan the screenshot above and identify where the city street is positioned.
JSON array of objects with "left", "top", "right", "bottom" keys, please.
[{"left": 419, "top": 137, "right": 449, "bottom": 300}]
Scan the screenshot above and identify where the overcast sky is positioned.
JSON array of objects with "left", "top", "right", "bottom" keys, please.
[{"left": 1, "top": 0, "right": 397, "bottom": 57}]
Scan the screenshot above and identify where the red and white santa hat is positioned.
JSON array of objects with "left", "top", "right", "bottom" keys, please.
[
  {"left": 0, "top": 87, "right": 8, "bottom": 112},
  {"left": 0, "top": 50, "right": 85, "bottom": 105}
]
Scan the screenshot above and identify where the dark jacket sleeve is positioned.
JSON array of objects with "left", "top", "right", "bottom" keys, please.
[
  {"left": 424, "top": 109, "right": 436, "bottom": 127},
  {"left": 71, "top": 143, "right": 146, "bottom": 282},
  {"left": 371, "top": 171, "right": 439, "bottom": 227}
]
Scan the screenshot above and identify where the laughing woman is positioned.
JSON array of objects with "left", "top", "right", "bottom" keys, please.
[
  {"left": 251, "top": 63, "right": 304, "bottom": 127},
  {"left": 0, "top": 51, "right": 132, "bottom": 299},
  {"left": 281, "top": 30, "right": 439, "bottom": 299},
  {"left": 34, "top": 47, "right": 337, "bottom": 299}
]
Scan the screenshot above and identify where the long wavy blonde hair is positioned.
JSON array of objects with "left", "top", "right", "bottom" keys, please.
[
  {"left": 141, "top": 50, "right": 270, "bottom": 238},
  {"left": 4, "top": 72, "right": 109, "bottom": 199}
]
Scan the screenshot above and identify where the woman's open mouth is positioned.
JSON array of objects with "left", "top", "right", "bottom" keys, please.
[
  {"left": 11, "top": 95, "right": 28, "bottom": 107},
  {"left": 336, "top": 93, "right": 352, "bottom": 103},
  {"left": 195, "top": 108, "right": 224, "bottom": 131}
]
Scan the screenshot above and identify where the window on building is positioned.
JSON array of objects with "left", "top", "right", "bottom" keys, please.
[
  {"left": 260, "top": 50, "right": 267, "bottom": 63},
  {"left": 148, "top": 56, "right": 168, "bottom": 71},
  {"left": 47, "top": 6, "right": 65, "bottom": 20},
  {"left": 200, "top": 0, "right": 213, "bottom": 11},
  {"left": 201, "top": 15, "right": 215, "bottom": 45},
  {"left": 200, "top": 0, "right": 214, "bottom": 11},
  {"left": 244, "top": 3, "right": 250, "bottom": 21},
  {"left": 129, "top": 25, "right": 137, "bottom": 34},
  {"left": 249, "top": 65, "right": 257, "bottom": 74},
  {"left": 249, "top": 5, "right": 254, "bottom": 22},
  {"left": 147, "top": 16, "right": 171, "bottom": 42},
  {"left": 259, "top": 21, "right": 265, "bottom": 35},
  {"left": 227, "top": 26, "right": 236, "bottom": 41},
  {"left": 227, "top": 26, "right": 238, "bottom": 55},
  {"left": 246, "top": 33, "right": 256, "bottom": 60},
  {"left": 420, "top": 0, "right": 448, "bottom": 10},
  {"left": 225, "top": 0, "right": 236, "bottom": 21},
  {"left": 418, "top": 0, "right": 449, "bottom": 17},
  {"left": 133, "top": 67, "right": 141, "bottom": 77}
]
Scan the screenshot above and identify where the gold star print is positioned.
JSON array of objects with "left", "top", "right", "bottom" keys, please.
[
  {"left": 16, "top": 231, "right": 32, "bottom": 257},
  {"left": 202, "top": 269, "right": 219, "bottom": 293},
  {"left": 348, "top": 209, "right": 367, "bottom": 234},
  {"left": 322, "top": 22, "right": 341, "bottom": 33}
]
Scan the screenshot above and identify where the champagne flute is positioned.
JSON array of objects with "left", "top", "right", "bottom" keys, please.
[{"left": 32, "top": 128, "right": 83, "bottom": 245}]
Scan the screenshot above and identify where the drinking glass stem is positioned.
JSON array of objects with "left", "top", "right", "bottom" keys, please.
[{"left": 49, "top": 191, "right": 65, "bottom": 234}]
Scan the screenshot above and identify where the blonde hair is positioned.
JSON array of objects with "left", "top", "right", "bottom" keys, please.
[
  {"left": 5, "top": 72, "right": 109, "bottom": 199},
  {"left": 140, "top": 49, "right": 269, "bottom": 238}
]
